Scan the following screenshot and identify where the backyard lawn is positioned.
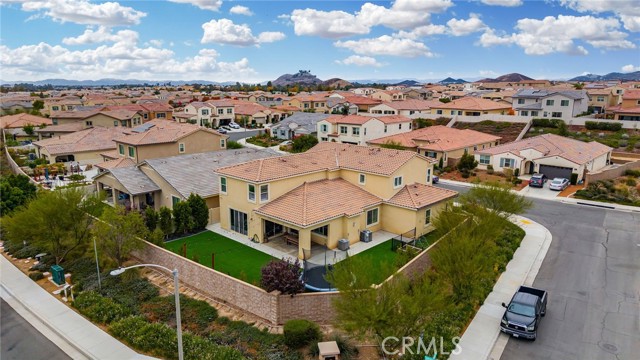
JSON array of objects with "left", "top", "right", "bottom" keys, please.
[{"left": 165, "top": 231, "right": 277, "bottom": 286}]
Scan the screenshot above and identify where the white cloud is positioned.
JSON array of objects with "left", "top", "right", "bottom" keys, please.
[
  {"left": 0, "top": 39, "right": 255, "bottom": 81},
  {"left": 479, "top": 15, "right": 636, "bottom": 55},
  {"left": 479, "top": 70, "right": 498, "bottom": 77},
  {"left": 335, "top": 35, "right": 434, "bottom": 57},
  {"left": 481, "top": 0, "right": 522, "bottom": 7},
  {"left": 18, "top": 0, "right": 146, "bottom": 26},
  {"left": 622, "top": 64, "right": 640, "bottom": 72},
  {"left": 335, "top": 55, "right": 384, "bottom": 67},
  {"left": 62, "top": 26, "right": 138, "bottom": 45},
  {"left": 201, "top": 19, "right": 285, "bottom": 46},
  {"left": 447, "top": 14, "right": 487, "bottom": 36},
  {"left": 395, "top": 24, "right": 447, "bottom": 39},
  {"left": 560, "top": 0, "right": 640, "bottom": 32},
  {"left": 289, "top": 0, "right": 453, "bottom": 38},
  {"left": 168, "top": 0, "right": 221, "bottom": 11},
  {"left": 148, "top": 39, "right": 164, "bottom": 47},
  {"left": 229, "top": 5, "right": 253, "bottom": 16}
]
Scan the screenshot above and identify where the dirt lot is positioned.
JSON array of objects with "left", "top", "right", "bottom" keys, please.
[
  {"left": 439, "top": 169, "right": 529, "bottom": 190},
  {"left": 525, "top": 125, "right": 640, "bottom": 153},
  {"left": 454, "top": 120, "right": 526, "bottom": 143}
]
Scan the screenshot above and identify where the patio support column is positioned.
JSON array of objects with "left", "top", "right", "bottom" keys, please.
[
  {"left": 298, "top": 229, "right": 311, "bottom": 260},
  {"left": 112, "top": 188, "right": 117, "bottom": 206}
]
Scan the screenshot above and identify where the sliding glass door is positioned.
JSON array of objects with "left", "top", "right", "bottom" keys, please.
[{"left": 230, "top": 209, "right": 248, "bottom": 235}]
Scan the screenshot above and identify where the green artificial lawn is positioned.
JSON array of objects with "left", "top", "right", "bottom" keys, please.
[{"left": 165, "top": 231, "right": 277, "bottom": 286}]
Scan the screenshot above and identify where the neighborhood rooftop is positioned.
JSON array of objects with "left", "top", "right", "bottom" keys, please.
[
  {"left": 368, "top": 125, "right": 502, "bottom": 152},
  {"left": 116, "top": 119, "right": 226, "bottom": 146},
  {"left": 386, "top": 183, "right": 458, "bottom": 210}
]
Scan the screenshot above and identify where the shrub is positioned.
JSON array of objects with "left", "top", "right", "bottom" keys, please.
[
  {"left": 503, "top": 168, "right": 514, "bottom": 181},
  {"left": 457, "top": 152, "right": 478, "bottom": 172},
  {"left": 625, "top": 177, "right": 637, "bottom": 187},
  {"left": 624, "top": 169, "right": 640, "bottom": 177},
  {"left": 585, "top": 121, "right": 623, "bottom": 131},
  {"left": 291, "top": 134, "right": 318, "bottom": 153},
  {"left": 460, "top": 169, "right": 470, "bottom": 178},
  {"left": 140, "top": 295, "right": 218, "bottom": 336},
  {"left": 283, "top": 319, "right": 321, "bottom": 348},
  {"left": 13, "top": 244, "right": 42, "bottom": 259},
  {"left": 74, "top": 291, "right": 130, "bottom": 324},
  {"left": 487, "top": 165, "right": 494, "bottom": 174},
  {"left": 260, "top": 258, "right": 304, "bottom": 295},
  {"left": 635, "top": 142, "right": 640, "bottom": 149},
  {"left": 29, "top": 271, "right": 44, "bottom": 281},
  {"left": 570, "top": 173, "right": 578, "bottom": 185},
  {"left": 514, "top": 168, "right": 520, "bottom": 177},
  {"left": 144, "top": 207, "right": 159, "bottom": 231},
  {"left": 619, "top": 140, "right": 628, "bottom": 148},
  {"left": 226, "top": 140, "right": 243, "bottom": 149},
  {"left": 68, "top": 174, "right": 86, "bottom": 182},
  {"left": 438, "top": 157, "right": 444, "bottom": 169},
  {"left": 531, "top": 118, "right": 556, "bottom": 128}
]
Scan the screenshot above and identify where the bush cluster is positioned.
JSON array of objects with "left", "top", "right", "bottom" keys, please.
[
  {"left": 73, "top": 291, "right": 130, "bottom": 324},
  {"left": 140, "top": 295, "right": 218, "bottom": 336},
  {"left": 28, "top": 271, "right": 44, "bottom": 281},
  {"left": 625, "top": 169, "right": 640, "bottom": 178},
  {"left": 585, "top": 121, "right": 623, "bottom": 131},
  {"left": 283, "top": 319, "right": 321, "bottom": 348}
]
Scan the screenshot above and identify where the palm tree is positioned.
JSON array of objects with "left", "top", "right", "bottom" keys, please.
[{"left": 573, "top": 82, "right": 585, "bottom": 90}]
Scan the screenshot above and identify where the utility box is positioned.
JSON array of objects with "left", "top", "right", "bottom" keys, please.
[
  {"left": 338, "top": 239, "right": 349, "bottom": 251},
  {"left": 360, "top": 230, "right": 373, "bottom": 243},
  {"left": 317, "top": 341, "right": 340, "bottom": 360},
  {"left": 51, "top": 265, "right": 65, "bottom": 285}
]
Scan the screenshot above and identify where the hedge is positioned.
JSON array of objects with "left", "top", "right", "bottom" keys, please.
[
  {"left": 584, "top": 121, "right": 623, "bottom": 131},
  {"left": 109, "top": 316, "right": 245, "bottom": 360},
  {"left": 73, "top": 291, "right": 130, "bottom": 324},
  {"left": 283, "top": 319, "right": 321, "bottom": 348}
]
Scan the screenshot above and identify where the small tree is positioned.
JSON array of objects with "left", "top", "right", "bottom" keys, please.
[
  {"left": 172, "top": 201, "right": 193, "bottom": 234},
  {"left": 379, "top": 140, "right": 405, "bottom": 150},
  {"left": 158, "top": 206, "right": 173, "bottom": 239},
  {"left": 0, "top": 174, "right": 37, "bottom": 215},
  {"left": 187, "top": 193, "right": 208, "bottom": 231},
  {"left": 226, "top": 140, "right": 243, "bottom": 149},
  {"left": 438, "top": 156, "right": 444, "bottom": 169},
  {"left": 291, "top": 134, "right": 318, "bottom": 153},
  {"left": 260, "top": 258, "right": 304, "bottom": 295},
  {"left": 556, "top": 120, "right": 569, "bottom": 136},
  {"left": 459, "top": 182, "right": 532, "bottom": 218},
  {"left": 93, "top": 206, "right": 147, "bottom": 267},
  {"left": 22, "top": 124, "right": 35, "bottom": 136},
  {"left": 144, "top": 207, "right": 159, "bottom": 231},
  {"left": 457, "top": 151, "right": 478, "bottom": 172},
  {"left": 439, "top": 97, "right": 451, "bottom": 103}
]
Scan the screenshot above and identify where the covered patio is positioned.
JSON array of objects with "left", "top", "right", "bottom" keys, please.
[{"left": 94, "top": 167, "right": 160, "bottom": 211}]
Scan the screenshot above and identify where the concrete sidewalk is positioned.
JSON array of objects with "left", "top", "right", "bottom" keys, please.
[
  {"left": 0, "top": 255, "right": 155, "bottom": 360},
  {"left": 449, "top": 215, "right": 553, "bottom": 360}
]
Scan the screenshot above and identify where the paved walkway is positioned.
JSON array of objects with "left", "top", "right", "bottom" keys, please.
[
  {"left": 449, "top": 215, "right": 553, "bottom": 360},
  {"left": 0, "top": 255, "right": 155, "bottom": 360}
]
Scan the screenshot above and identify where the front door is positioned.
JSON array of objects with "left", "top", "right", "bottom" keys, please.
[{"left": 529, "top": 161, "right": 534, "bottom": 174}]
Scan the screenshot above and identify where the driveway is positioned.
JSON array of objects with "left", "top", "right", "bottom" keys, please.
[{"left": 518, "top": 184, "right": 561, "bottom": 200}]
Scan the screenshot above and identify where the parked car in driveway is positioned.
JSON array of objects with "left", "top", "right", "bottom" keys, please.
[
  {"left": 228, "top": 122, "right": 241, "bottom": 129},
  {"left": 528, "top": 173, "right": 547, "bottom": 188},
  {"left": 216, "top": 128, "right": 227, "bottom": 134},
  {"left": 221, "top": 125, "right": 231, "bottom": 131},
  {"left": 549, "top": 178, "right": 569, "bottom": 191},
  {"left": 432, "top": 175, "right": 439, "bottom": 184}
]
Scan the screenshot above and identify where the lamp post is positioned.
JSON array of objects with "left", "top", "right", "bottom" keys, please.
[
  {"left": 110, "top": 264, "right": 183, "bottom": 360},
  {"left": 93, "top": 237, "right": 101, "bottom": 290}
]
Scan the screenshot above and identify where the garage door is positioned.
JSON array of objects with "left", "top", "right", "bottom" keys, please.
[{"left": 539, "top": 165, "right": 572, "bottom": 180}]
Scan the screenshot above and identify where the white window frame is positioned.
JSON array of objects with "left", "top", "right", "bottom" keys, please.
[
  {"left": 260, "top": 184, "right": 269, "bottom": 202},
  {"left": 352, "top": 127, "right": 360, "bottom": 136},
  {"left": 248, "top": 184, "right": 256, "bottom": 202},
  {"left": 359, "top": 173, "right": 366, "bottom": 185},
  {"left": 220, "top": 139, "right": 225, "bottom": 148},
  {"left": 560, "top": 100, "right": 569, "bottom": 107},
  {"left": 366, "top": 208, "right": 379, "bottom": 226},
  {"left": 517, "top": 98, "right": 525, "bottom": 104},
  {"left": 220, "top": 177, "right": 227, "bottom": 194},
  {"left": 479, "top": 154, "right": 491, "bottom": 165},
  {"left": 393, "top": 176, "right": 403, "bottom": 188},
  {"left": 546, "top": 99, "right": 554, "bottom": 106},
  {"left": 340, "top": 126, "right": 348, "bottom": 135},
  {"left": 321, "top": 124, "right": 328, "bottom": 132},
  {"left": 500, "top": 157, "right": 515, "bottom": 168}
]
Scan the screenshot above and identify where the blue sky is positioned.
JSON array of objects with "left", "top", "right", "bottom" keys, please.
[{"left": 1, "top": 0, "right": 639, "bottom": 82}]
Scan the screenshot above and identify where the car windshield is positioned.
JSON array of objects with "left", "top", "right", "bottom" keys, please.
[
  {"left": 551, "top": 180, "right": 562, "bottom": 184},
  {"left": 508, "top": 302, "right": 536, "bottom": 317}
]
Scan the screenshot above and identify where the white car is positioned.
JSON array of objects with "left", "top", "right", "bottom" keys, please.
[
  {"left": 228, "top": 122, "right": 241, "bottom": 129},
  {"left": 548, "top": 178, "right": 569, "bottom": 191}
]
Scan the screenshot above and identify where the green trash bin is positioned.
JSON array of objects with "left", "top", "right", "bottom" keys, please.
[{"left": 51, "top": 265, "right": 65, "bottom": 285}]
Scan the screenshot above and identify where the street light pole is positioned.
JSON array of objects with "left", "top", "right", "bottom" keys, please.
[
  {"left": 110, "top": 264, "right": 183, "bottom": 360},
  {"left": 93, "top": 237, "right": 101, "bottom": 290}
]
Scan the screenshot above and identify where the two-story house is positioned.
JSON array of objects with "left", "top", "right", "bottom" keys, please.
[
  {"left": 316, "top": 114, "right": 413, "bottom": 145},
  {"left": 430, "top": 97, "right": 512, "bottom": 116},
  {"left": 605, "top": 89, "right": 640, "bottom": 121},
  {"left": 587, "top": 88, "right": 620, "bottom": 114},
  {"left": 216, "top": 142, "right": 457, "bottom": 258},
  {"left": 370, "top": 90, "right": 407, "bottom": 102},
  {"left": 512, "top": 89, "right": 588, "bottom": 118},
  {"left": 368, "top": 99, "right": 441, "bottom": 116}
]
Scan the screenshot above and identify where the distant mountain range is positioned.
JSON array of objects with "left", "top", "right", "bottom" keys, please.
[
  {"left": 569, "top": 71, "right": 640, "bottom": 82},
  {"left": 272, "top": 70, "right": 323, "bottom": 86},
  {"left": 478, "top": 73, "right": 534, "bottom": 83},
  {"left": 0, "top": 78, "right": 238, "bottom": 87},
  {"left": 438, "top": 77, "right": 467, "bottom": 85}
]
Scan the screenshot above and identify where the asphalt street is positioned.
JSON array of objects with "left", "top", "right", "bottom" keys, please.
[
  {"left": 225, "top": 129, "right": 263, "bottom": 142},
  {"left": 437, "top": 183, "right": 640, "bottom": 360},
  {"left": 1, "top": 299, "right": 70, "bottom": 360}
]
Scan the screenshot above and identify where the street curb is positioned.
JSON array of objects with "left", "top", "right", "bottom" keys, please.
[
  {"left": 0, "top": 280, "right": 91, "bottom": 360},
  {"left": 449, "top": 215, "right": 553, "bottom": 360}
]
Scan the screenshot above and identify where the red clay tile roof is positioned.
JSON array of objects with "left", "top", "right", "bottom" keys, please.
[
  {"left": 386, "top": 183, "right": 457, "bottom": 209},
  {"left": 0, "top": 113, "right": 52, "bottom": 129},
  {"left": 34, "top": 127, "right": 128, "bottom": 155},
  {"left": 476, "top": 133, "right": 612, "bottom": 165},
  {"left": 95, "top": 157, "right": 136, "bottom": 170},
  {"left": 35, "top": 122, "right": 85, "bottom": 133},
  {"left": 255, "top": 178, "right": 382, "bottom": 228},
  {"left": 623, "top": 89, "right": 640, "bottom": 100},
  {"left": 378, "top": 99, "right": 442, "bottom": 110},
  {"left": 434, "top": 97, "right": 512, "bottom": 111},
  {"left": 217, "top": 142, "right": 430, "bottom": 182},
  {"left": 368, "top": 125, "right": 501, "bottom": 152},
  {"left": 344, "top": 95, "right": 382, "bottom": 105},
  {"left": 116, "top": 119, "right": 225, "bottom": 146}
]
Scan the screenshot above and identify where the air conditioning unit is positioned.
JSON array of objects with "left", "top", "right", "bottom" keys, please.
[
  {"left": 360, "top": 230, "right": 373, "bottom": 243},
  {"left": 338, "top": 239, "right": 350, "bottom": 251}
]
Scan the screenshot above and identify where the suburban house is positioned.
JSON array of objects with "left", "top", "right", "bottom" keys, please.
[
  {"left": 0, "top": 100, "right": 33, "bottom": 115},
  {"left": 368, "top": 125, "right": 501, "bottom": 166},
  {"left": 34, "top": 126, "right": 128, "bottom": 164},
  {"left": 182, "top": 100, "right": 235, "bottom": 127},
  {"left": 605, "top": 89, "right": 640, "bottom": 121},
  {"left": 270, "top": 113, "right": 331, "bottom": 140},
  {"left": 286, "top": 94, "right": 330, "bottom": 113},
  {"left": 99, "top": 120, "right": 228, "bottom": 167},
  {"left": 512, "top": 89, "right": 589, "bottom": 118},
  {"left": 370, "top": 90, "right": 407, "bottom": 102},
  {"left": 368, "top": 99, "right": 441, "bottom": 116},
  {"left": 474, "top": 133, "right": 612, "bottom": 182},
  {"left": 0, "top": 113, "right": 52, "bottom": 141},
  {"left": 216, "top": 142, "right": 457, "bottom": 259},
  {"left": 430, "top": 97, "right": 512, "bottom": 116},
  {"left": 316, "top": 114, "right": 413, "bottom": 145},
  {"left": 232, "top": 101, "right": 285, "bottom": 125},
  {"left": 343, "top": 95, "right": 382, "bottom": 113},
  {"left": 403, "top": 88, "right": 432, "bottom": 100},
  {"left": 587, "top": 88, "right": 621, "bottom": 114},
  {"left": 94, "top": 148, "right": 279, "bottom": 212}
]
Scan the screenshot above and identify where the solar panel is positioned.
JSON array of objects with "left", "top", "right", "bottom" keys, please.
[{"left": 132, "top": 123, "right": 155, "bottom": 133}]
